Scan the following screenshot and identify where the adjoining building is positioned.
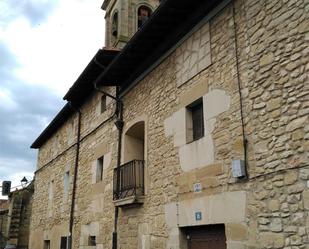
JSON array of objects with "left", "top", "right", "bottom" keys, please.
[
  {"left": 0, "top": 200, "right": 9, "bottom": 248},
  {"left": 0, "top": 182, "right": 34, "bottom": 249},
  {"left": 29, "top": 0, "right": 309, "bottom": 248}
]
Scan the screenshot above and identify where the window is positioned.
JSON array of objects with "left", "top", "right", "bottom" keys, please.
[
  {"left": 48, "top": 180, "right": 54, "bottom": 216},
  {"left": 187, "top": 98, "right": 204, "bottom": 142},
  {"left": 112, "top": 12, "right": 118, "bottom": 37},
  {"left": 101, "top": 95, "right": 107, "bottom": 113},
  {"left": 96, "top": 156, "right": 104, "bottom": 182},
  {"left": 44, "top": 240, "right": 50, "bottom": 249},
  {"left": 64, "top": 171, "right": 70, "bottom": 198},
  {"left": 88, "top": 236, "right": 96, "bottom": 246},
  {"left": 138, "top": 6, "right": 152, "bottom": 28},
  {"left": 60, "top": 236, "right": 68, "bottom": 249},
  {"left": 48, "top": 180, "right": 54, "bottom": 205}
]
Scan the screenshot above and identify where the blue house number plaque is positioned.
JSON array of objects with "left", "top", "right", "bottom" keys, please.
[{"left": 195, "top": 212, "right": 202, "bottom": 221}]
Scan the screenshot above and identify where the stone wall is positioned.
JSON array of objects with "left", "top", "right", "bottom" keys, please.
[
  {"left": 30, "top": 0, "right": 309, "bottom": 249},
  {"left": 0, "top": 184, "right": 34, "bottom": 249},
  {"left": 0, "top": 201, "right": 9, "bottom": 248}
]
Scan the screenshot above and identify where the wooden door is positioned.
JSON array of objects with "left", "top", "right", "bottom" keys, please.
[{"left": 187, "top": 225, "right": 226, "bottom": 249}]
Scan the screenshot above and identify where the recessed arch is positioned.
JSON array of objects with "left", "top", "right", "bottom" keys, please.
[{"left": 123, "top": 121, "right": 145, "bottom": 163}]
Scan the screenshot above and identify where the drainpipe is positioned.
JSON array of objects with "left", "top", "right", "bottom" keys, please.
[
  {"left": 113, "top": 87, "right": 123, "bottom": 249},
  {"left": 68, "top": 102, "right": 81, "bottom": 249},
  {"left": 232, "top": 0, "right": 248, "bottom": 178},
  {"left": 93, "top": 82, "right": 123, "bottom": 249}
]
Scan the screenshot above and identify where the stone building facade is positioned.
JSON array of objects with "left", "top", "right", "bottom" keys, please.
[
  {"left": 29, "top": 0, "right": 309, "bottom": 249},
  {"left": 0, "top": 200, "right": 9, "bottom": 248},
  {"left": 0, "top": 183, "right": 34, "bottom": 249}
]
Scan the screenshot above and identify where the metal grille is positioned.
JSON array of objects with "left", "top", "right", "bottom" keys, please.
[{"left": 113, "top": 160, "right": 144, "bottom": 200}]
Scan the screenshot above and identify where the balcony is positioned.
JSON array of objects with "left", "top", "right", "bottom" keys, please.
[{"left": 113, "top": 160, "right": 145, "bottom": 207}]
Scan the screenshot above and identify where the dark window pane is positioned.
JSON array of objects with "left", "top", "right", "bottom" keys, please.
[
  {"left": 96, "top": 156, "right": 104, "bottom": 182},
  {"left": 112, "top": 12, "right": 118, "bottom": 37},
  {"left": 89, "top": 236, "right": 96, "bottom": 246},
  {"left": 191, "top": 102, "right": 204, "bottom": 141},
  {"left": 44, "top": 240, "right": 50, "bottom": 249},
  {"left": 60, "top": 237, "right": 67, "bottom": 249},
  {"left": 101, "top": 95, "right": 107, "bottom": 113}
]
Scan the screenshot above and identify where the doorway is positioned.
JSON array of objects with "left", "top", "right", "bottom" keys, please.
[{"left": 185, "top": 224, "right": 226, "bottom": 249}]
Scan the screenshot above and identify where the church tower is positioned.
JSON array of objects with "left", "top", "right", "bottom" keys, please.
[{"left": 102, "top": 0, "right": 160, "bottom": 49}]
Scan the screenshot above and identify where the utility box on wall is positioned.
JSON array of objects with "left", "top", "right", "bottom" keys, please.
[{"left": 231, "top": 160, "right": 246, "bottom": 178}]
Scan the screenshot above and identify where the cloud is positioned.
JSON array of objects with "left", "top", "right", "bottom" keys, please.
[
  {"left": 0, "top": 42, "right": 64, "bottom": 182},
  {"left": 0, "top": 0, "right": 60, "bottom": 27},
  {"left": 0, "top": 0, "right": 106, "bottom": 199}
]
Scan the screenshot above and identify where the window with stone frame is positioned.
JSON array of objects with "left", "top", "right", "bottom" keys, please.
[
  {"left": 63, "top": 170, "right": 70, "bottom": 199},
  {"left": 88, "top": 236, "right": 96, "bottom": 246},
  {"left": 96, "top": 156, "right": 104, "bottom": 182},
  {"left": 48, "top": 180, "right": 54, "bottom": 210},
  {"left": 186, "top": 98, "right": 204, "bottom": 142},
  {"left": 60, "top": 236, "right": 68, "bottom": 249},
  {"left": 101, "top": 95, "right": 107, "bottom": 113},
  {"left": 44, "top": 240, "right": 50, "bottom": 249}
]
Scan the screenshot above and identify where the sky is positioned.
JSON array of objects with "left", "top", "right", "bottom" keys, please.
[{"left": 0, "top": 0, "right": 105, "bottom": 197}]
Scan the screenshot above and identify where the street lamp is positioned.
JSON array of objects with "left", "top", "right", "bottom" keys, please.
[{"left": 20, "top": 177, "right": 28, "bottom": 188}]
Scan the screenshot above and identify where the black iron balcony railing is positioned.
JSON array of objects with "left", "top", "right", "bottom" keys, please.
[{"left": 113, "top": 160, "right": 144, "bottom": 200}]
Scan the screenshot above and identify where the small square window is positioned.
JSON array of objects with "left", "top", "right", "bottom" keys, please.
[
  {"left": 88, "top": 236, "right": 96, "bottom": 246},
  {"left": 96, "top": 156, "right": 104, "bottom": 182},
  {"left": 101, "top": 95, "right": 107, "bottom": 113},
  {"left": 60, "top": 236, "right": 68, "bottom": 249},
  {"left": 44, "top": 240, "right": 50, "bottom": 249},
  {"left": 186, "top": 98, "right": 204, "bottom": 142}
]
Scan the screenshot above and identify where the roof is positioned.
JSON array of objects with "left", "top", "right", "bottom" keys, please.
[
  {"left": 31, "top": 0, "right": 225, "bottom": 149},
  {"left": 31, "top": 103, "right": 73, "bottom": 148},
  {"left": 63, "top": 48, "right": 119, "bottom": 103},
  {"left": 95, "top": 0, "right": 223, "bottom": 94}
]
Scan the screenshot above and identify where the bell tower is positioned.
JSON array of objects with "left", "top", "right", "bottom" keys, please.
[{"left": 102, "top": 0, "right": 160, "bottom": 49}]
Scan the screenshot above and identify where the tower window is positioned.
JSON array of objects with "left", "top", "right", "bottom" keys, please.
[
  {"left": 112, "top": 12, "right": 118, "bottom": 37},
  {"left": 138, "top": 6, "right": 152, "bottom": 28}
]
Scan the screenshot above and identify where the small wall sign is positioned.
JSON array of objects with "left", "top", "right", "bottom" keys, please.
[
  {"left": 193, "top": 183, "right": 202, "bottom": 193},
  {"left": 195, "top": 211, "right": 202, "bottom": 221}
]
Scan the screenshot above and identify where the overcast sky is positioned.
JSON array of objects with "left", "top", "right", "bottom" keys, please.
[{"left": 0, "top": 0, "right": 105, "bottom": 197}]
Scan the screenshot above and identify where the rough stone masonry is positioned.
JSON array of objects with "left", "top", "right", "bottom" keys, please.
[{"left": 29, "top": 0, "right": 309, "bottom": 248}]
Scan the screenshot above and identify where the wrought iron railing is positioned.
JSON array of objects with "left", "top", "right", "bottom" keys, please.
[{"left": 113, "top": 160, "right": 145, "bottom": 200}]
